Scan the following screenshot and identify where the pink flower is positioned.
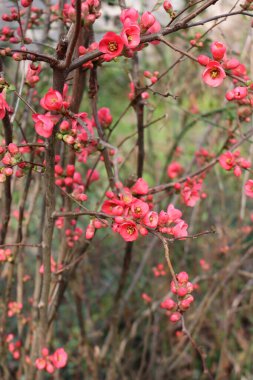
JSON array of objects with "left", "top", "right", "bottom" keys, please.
[
  {"left": 35, "top": 358, "right": 46, "bottom": 370},
  {"left": 210, "top": 41, "right": 226, "bottom": 61},
  {"left": 172, "top": 220, "right": 188, "bottom": 238},
  {"left": 140, "top": 12, "right": 155, "bottom": 32},
  {"left": 26, "top": 63, "right": 41, "bottom": 87},
  {"left": 99, "top": 32, "right": 124, "bottom": 61},
  {"left": 202, "top": 61, "right": 226, "bottom": 87},
  {"left": 97, "top": 107, "right": 113, "bottom": 128},
  {"left": 166, "top": 204, "right": 182, "bottom": 223},
  {"left": 131, "top": 199, "right": 149, "bottom": 219},
  {"left": 223, "top": 58, "right": 240, "bottom": 70},
  {"left": 0, "top": 93, "right": 11, "bottom": 120},
  {"left": 120, "top": 8, "right": 139, "bottom": 25},
  {"left": 40, "top": 88, "right": 63, "bottom": 111},
  {"left": 245, "top": 179, "right": 253, "bottom": 198},
  {"left": 142, "top": 211, "right": 158, "bottom": 228},
  {"left": 32, "top": 114, "right": 55, "bottom": 138},
  {"left": 219, "top": 151, "right": 235, "bottom": 170},
  {"left": 86, "top": 169, "right": 100, "bottom": 184},
  {"left": 233, "top": 86, "right": 248, "bottom": 100},
  {"left": 131, "top": 178, "right": 149, "bottom": 195},
  {"left": 52, "top": 348, "right": 68, "bottom": 369},
  {"left": 119, "top": 220, "right": 138, "bottom": 242},
  {"left": 160, "top": 297, "right": 176, "bottom": 310},
  {"left": 147, "top": 20, "right": 161, "bottom": 45},
  {"left": 121, "top": 24, "right": 140, "bottom": 49},
  {"left": 163, "top": 1, "right": 172, "bottom": 12},
  {"left": 197, "top": 55, "right": 210, "bottom": 66},
  {"left": 167, "top": 161, "right": 184, "bottom": 179}
]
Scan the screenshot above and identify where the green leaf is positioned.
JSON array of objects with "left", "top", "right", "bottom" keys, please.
[{"left": 7, "top": 84, "right": 16, "bottom": 92}]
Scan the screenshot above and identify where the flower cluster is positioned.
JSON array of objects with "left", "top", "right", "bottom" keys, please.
[
  {"left": 25, "top": 63, "right": 41, "bottom": 88},
  {"left": 35, "top": 347, "right": 68, "bottom": 374},
  {"left": 198, "top": 41, "right": 251, "bottom": 104},
  {"left": 98, "top": 7, "right": 161, "bottom": 61},
  {"left": 179, "top": 177, "right": 205, "bottom": 207},
  {"left": 55, "top": 161, "right": 88, "bottom": 202},
  {"left": 0, "top": 248, "right": 12, "bottom": 262},
  {"left": 153, "top": 263, "right": 166, "bottom": 277},
  {"left": 6, "top": 334, "right": 22, "bottom": 360},
  {"left": 160, "top": 271, "right": 194, "bottom": 323},
  {"left": 63, "top": 0, "right": 101, "bottom": 26},
  {"left": 219, "top": 150, "right": 251, "bottom": 177},
  {"left": 8, "top": 302, "right": 23, "bottom": 317},
  {"left": 85, "top": 178, "right": 188, "bottom": 242}
]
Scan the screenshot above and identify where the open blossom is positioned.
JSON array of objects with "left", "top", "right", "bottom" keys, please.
[
  {"left": 52, "top": 348, "right": 68, "bottom": 369},
  {"left": 202, "top": 61, "right": 226, "bottom": 87},
  {"left": 99, "top": 32, "right": 124, "bottom": 61},
  {"left": 219, "top": 151, "right": 235, "bottom": 170},
  {"left": 245, "top": 179, "right": 253, "bottom": 198},
  {"left": 121, "top": 24, "right": 140, "bottom": 49},
  {"left": 40, "top": 88, "right": 63, "bottom": 111},
  {"left": 119, "top": 220, "right": 138, "bottom": 242},
  {"left": 32, "top": 114, "right": 55, "bottom": 138}
]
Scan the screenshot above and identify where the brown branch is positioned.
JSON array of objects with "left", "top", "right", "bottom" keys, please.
[{"left": 63, "top": 0, "right": 82, "bottom": 68}]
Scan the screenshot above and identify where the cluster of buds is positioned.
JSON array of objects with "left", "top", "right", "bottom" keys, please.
[
  {"left": 0, "top": 248, "right": 12, "bottom": 262},
  {"left": 160, "top": 271, "right": 194, "bottom": 323},
  {"left": 0, "top": 143, "right": 23, "bottom": 183},
  {"left": 65, "top": 227, "right": 83, "bottom": 248},
  {"left": 190, "top": 32, "right": 203, "bottom": 48},
  {"left": 143, "top": 70, "right": 159, "bottom": 84},
  {"left": 152, "top": 263, "right": 166, "bottom": 277},
  {"left": 219, "top": 150, "right": 251, "bottom": 177},
  {"left": 8, "top": 302, "right": 23, "bottom": 317},
  {"left": 85, "top": 218, "right": 109, "bottom": 239},
  {"left": 195, "top": 148, "right": 215, "bottom": 166},
  {"left": 176, "top": 176, "right": 205, "bottom": 207},
  {"left": 39, "top": 256, "right": 60, "bottom": 274},
  {"left": 78, "top": 42, "right": 99, "bottom": 69},
  {"left": 35, "top": 347, "right": 68, "bottom": 374},
  {"left": 25, "top": 63, "right": 41, "bottom": 88},
  {"left": 63, "top": 0, "right": 101, "bottom": 26},
  {"left": 55, "top": 163, "right": 88, "bottom": 202},
  {"left": 2, "top": 7, "right": 22, "bottom": 22},
  {"left": 84, "top": 178, "right": 188, "bottom": 242},
  {"left": 6, "top": 334, "right": 21, "bottom": 360}
]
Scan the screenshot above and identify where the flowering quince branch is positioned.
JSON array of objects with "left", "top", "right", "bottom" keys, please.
[{"left": 1, "top": 1, "right": 253, "bottom": 378}]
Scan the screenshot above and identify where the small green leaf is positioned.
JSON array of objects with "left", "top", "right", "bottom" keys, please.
[{"left": 7, "top": 84, "right": 16, "bottom": 92}]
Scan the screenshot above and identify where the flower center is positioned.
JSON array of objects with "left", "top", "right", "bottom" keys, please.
[
  {"left": 108, "top": 41, "right": 118, "bottom": 52},
  {"left": 210, "top": 69, "right": 219, "bottom": 79},
  {"left": 127, "top": 226, "right": 135, "bottom": 235}
]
